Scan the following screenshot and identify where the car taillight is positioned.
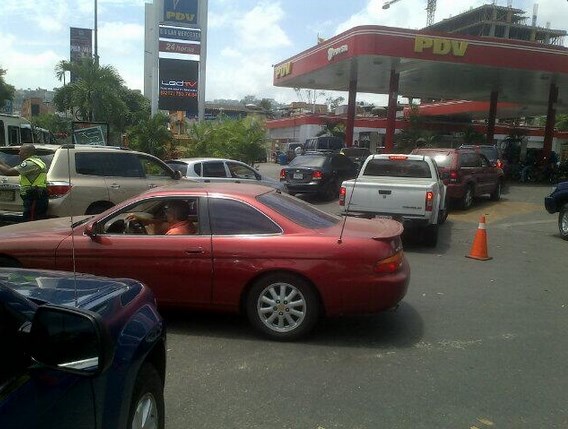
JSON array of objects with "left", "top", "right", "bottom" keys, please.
[
  {"left": 449, "top": 170, "right": 459, "bottom": 183},
  {"left": 496, "top": 159, "right": 503, "bottom": 169},
  {"left": 279, "top": 169, "right": 286, "bottom": 180},
  {"left": 312, "top": 170, "right": 323, "bottom": 180},
  {"left": 339, "top": 186, "right": 346, "bottom": 205},
  {"left": 374, "top": 251, "right": 404, "bottom": 274},
  {"left": 47, "top": 183, "right": 72, "bottom": 199},
  {"left": 389, "top": 155, "right": 408, "bottom": 160},
  {"left": 425, "top": 191, "right": 434, "bottom": 211}
]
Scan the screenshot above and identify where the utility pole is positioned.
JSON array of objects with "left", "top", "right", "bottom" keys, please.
[{"left": 94, "top": 0, "right": 99, "bottom": 66}]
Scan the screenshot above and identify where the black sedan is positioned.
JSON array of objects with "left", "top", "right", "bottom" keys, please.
[{"left": 280, "top": 152, "right": 358, "bottom": 200}]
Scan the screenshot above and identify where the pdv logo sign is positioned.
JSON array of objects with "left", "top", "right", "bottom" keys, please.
[{"left": 163, "top": 0, "right": 198, "bottom": 26}]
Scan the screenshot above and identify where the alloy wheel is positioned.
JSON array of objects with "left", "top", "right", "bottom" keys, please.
[{"left": 257, "top": 282, "right": 306, "bottom": 333}]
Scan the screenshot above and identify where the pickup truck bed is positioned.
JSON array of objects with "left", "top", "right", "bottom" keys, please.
[{"left": 340, "top": 154, "right": 447, "bottom": 247}]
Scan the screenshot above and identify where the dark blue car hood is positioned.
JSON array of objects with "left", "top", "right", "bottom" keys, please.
[{"left": 0, "top": 268, "right": 139, "bottom": 313}]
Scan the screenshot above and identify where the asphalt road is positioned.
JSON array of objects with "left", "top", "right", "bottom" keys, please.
[{"left": 164, "top": 166, "right": 567, "bottom": 429}]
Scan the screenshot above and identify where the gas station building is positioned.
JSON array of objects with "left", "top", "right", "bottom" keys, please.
[{"left": 270, "top": 18, "right": 568, "bottom": 160}]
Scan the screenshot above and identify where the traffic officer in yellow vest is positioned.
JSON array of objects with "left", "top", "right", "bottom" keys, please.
[{"left": 0, "top": 144, "right": 48, "bottom": 221}]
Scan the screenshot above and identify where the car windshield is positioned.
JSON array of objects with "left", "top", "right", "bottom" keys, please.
[
  {"left": 363, "top": 159, "right": 432, "bottom": 178},
  {"left": 479, "top": 147, "right": 498, "bottom": 161},
  {"left": 257, "top": 191, "right": 340, "bottom": 229},
  {"left": 0, "top": 149, "right": 55, "bottom": 168},
  {"left": 288, "top": 155, "right": 327, "bottom": 168},
  {"left": 342, "top": 148, "right": 370, "bottom": 157},
  {"left": 419, "top": 153, "right": 452, "bottom": 168},
  {"left": 461, "top": 146, "right": 498, "bottom": 161},
  {"left": 166, "top": 162, "right": 189, "bottom": 176}
]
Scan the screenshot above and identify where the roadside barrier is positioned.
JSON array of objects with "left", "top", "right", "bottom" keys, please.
[{"left": 466, "top": 215, "right": 492, "bottom": 261}]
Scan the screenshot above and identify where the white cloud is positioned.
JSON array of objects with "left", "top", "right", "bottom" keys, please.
[{"left": 234, "top": 2, "right": 291, "bottom": 50}]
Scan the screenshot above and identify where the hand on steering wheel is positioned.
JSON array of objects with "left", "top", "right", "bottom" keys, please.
[{"left": 125, "top": 218, "right": 148, "bottom": 235}]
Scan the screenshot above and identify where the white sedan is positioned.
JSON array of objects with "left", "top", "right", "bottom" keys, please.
[{"left": 165, "top": 158, "right": 285, "bottom": 191}]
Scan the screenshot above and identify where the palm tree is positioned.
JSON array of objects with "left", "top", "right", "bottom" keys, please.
[
  {"left": 0, "top": 68, "right": 15, "bottom": 109},
  {"left": 127, "top": 113, "right": 173, "bottom": 158},
  {"left": 53, "top": 57, "right": 126, "bottom": 123}
]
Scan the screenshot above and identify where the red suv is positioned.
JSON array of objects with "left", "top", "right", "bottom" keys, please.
[{"left": 411, "top": 148, "right": 504, "bottom": 209}]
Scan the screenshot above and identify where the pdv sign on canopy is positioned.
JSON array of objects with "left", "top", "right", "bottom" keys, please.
[{"left": 163, "top": 0, "right": 198, "bottom": 26}]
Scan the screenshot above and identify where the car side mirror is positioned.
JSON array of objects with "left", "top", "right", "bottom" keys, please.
[
  {"left": 174, "top": 170, "right": 183, "bottom": 180},
  {"left": 84, "top": 222, "right": 98, "bottom": 239},
  {"left": 28, "top": 305, "right": 114, "bottom": 376}
]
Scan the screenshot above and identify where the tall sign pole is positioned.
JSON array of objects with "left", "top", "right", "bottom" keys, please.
[
  {"left": 151, "top": 0, "right": 163, "bottom": 116},
  {"left": 94, "top": 0, "right": 99, "bottom": 66},
  {"left": 197, "top": 0, "right": 208, "bottom": 122}
]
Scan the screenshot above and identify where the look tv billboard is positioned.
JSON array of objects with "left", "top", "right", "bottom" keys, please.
[{"left": 158, "top": 58, "right": 198, "bottom": 113}]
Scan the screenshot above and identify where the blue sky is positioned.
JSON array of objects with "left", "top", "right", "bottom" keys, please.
[{"left": 1, "top": 0, "right": 565, "bottom": 105}]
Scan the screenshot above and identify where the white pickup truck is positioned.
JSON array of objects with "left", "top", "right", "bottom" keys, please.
[{"left": 339, "top": 154, "right": 447, "bottom": 247}]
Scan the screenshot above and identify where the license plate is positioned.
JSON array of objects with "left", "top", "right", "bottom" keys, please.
[
  {"left": 0, "top": 190, "right": 15, "bottom": 202},
  {"left": 293, "top": 173, "right": 303, "bottom": 179}
]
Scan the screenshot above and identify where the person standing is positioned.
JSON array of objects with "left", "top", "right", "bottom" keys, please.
[{"left": 0, "top": 144, "right": 48, "bottom": 221}]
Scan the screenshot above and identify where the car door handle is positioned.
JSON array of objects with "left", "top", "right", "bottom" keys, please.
[
  {"left": 110, "top": 183, "right": 120, "bottom": 189},
  {"left": 185, "top": 247, "right": 205, "bottom": 254}
]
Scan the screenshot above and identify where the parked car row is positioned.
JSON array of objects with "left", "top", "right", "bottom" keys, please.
[
  {"left": 165, "top": 157, "right": 284, "bottom": 191},
  {"left": 411, "top": 147, "right": 504, "bottom": 210},
  {"left": 0, "top": 144, "right": 182, "bottom": 222}
]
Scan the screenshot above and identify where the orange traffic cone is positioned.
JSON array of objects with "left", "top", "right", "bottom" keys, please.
[{"left": 466, "top": 215, "right": 492, "bottom": 261}]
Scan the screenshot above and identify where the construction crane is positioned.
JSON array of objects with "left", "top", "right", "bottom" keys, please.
[{"left": 382, "top": 0, "right": 437, "bottom": 27}]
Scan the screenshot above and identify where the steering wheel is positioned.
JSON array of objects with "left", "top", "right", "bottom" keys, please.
[{"left": 125, "top": 219, "right": 148, "bottom": 235}]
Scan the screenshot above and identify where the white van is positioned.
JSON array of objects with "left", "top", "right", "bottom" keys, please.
[{"left": 0, "top": 114, "right": 35, "bottom": 146}]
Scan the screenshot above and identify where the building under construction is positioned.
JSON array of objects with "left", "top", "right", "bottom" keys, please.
[{"left": 427, "top": 3, "right": 566, "bottom": 46}]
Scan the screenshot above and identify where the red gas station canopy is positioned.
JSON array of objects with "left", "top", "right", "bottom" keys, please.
[{"left": 273, "top": 25, "right": 568, "bottom": 117}]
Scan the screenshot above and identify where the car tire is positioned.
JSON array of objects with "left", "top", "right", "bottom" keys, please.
[
  {"left": 423, "top": 224, "right": 439, "bottom": 247},
  {"left": 246, "top": 273, "right": 319, "bottom": 341},
  {"left": 559, "top": 204, "right": 568, "bottom": 241},
  {"left": 324, "top": 179, "right": 339, "bottom": 201},
  {"left": 461, "top": 185, "right": 474, "bottom": 210},
  {"left": 128, "top": 363, "right": 165, "bottom": 429},
  {"left": 438, "top": 208, "right": 448, "bottom": 225},
  {"left": 490, "top": 180, "right": 502, "bottom": 201}
]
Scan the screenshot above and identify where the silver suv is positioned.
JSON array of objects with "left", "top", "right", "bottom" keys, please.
[{"left": 0, "top": 144, "right": 180, "bottom": 220}]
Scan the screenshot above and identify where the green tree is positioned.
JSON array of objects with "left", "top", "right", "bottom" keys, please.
[
  {"left": 325, "top": 95, "right": 345, "bottom": 112},
  {"left": 53, "top": 57, "right": 126, "bottom": 124},
  {"left": 185, "top": 116, "right": 267, "bottom": 165},
  {"left": 316, "top": 120, "right": 346, "bottom": 140},
  {"left": 127, "top": 113, "right": 173, "bottom": 158},
  {"left": 463, "top": 125, "right": 485, "bottom": 144},
  {"left": 0, "top": 68, "right": 15, "bottom": 110},
  {"left": 394, "top": 104, "right": 438, "bottom": 153},
  {"left": 556, "top": 114, "right": 568, "bottom": 131},
  {"left": 30, "top": 114, "right": 73, "bottom": 142}
]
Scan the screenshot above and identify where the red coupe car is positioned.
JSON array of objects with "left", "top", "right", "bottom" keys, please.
[{"left": 0, "top": 182, "right": 410, "bottom": 340}]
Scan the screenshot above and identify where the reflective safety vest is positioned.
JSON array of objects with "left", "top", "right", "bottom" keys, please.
[{"left": 20, "top": 156, "right": 47, "bottom": 195}]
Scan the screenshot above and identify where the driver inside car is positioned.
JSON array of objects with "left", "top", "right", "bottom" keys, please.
[{"left": 125, "top": 200, "right": 196, "bottom": 235}]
